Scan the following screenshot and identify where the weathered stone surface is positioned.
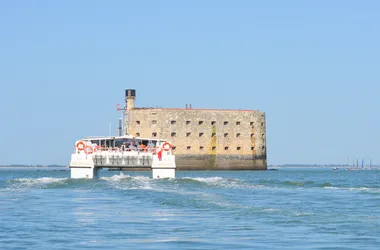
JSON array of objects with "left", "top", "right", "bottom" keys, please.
[{"left": 175, "top": 154, "right": 266, "bottom": 170}]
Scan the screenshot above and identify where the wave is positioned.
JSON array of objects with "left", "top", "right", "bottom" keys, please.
[
  {"left": 324, "top": 186, "right": 380, "bottom": 193},
  {"left": 98, "top": 174, "right": 267, "bottom": 191},
  {"left": 7, "top": 177, "right": 70, "bottom": 190},
  {"left": 282, "top": 180, "right": 316, "bottom": 187},
  {"left": 179, "top": 177, "right": 266, "bottom": 189}
]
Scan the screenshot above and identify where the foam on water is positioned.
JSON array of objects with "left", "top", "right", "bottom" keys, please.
[
  {"left": 181, "top": 176, "right": 266, "bottom": 189},
  {"left": 324, "top": 186, "right": 380, "bottom": 193},
  {"left": 7, "top": 177, "right": 69, "bottom": 190}
]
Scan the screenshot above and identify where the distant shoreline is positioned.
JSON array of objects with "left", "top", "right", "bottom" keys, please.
[{"left": 0, "top": 165, "right": 67, "bottom": 168}]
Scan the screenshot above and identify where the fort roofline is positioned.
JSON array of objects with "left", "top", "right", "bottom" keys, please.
[{"left": 133, "top": 107, "right": 262, "bottom": 112}]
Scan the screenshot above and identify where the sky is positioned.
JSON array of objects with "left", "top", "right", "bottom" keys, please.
[{"left": 0, "top": 1, "right": 379, "bottom": 166}]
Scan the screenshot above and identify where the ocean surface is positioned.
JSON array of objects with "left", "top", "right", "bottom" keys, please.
[{"left": 0, "top": 167, "right": 379, "bottom": 250}]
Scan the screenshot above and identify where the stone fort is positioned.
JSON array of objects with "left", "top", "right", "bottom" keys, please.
[{"left": 124, "top": 89, "right": 267, "bottom": 170}]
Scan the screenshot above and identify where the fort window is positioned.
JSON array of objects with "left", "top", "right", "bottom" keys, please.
[
  {"left": 151, "top": 112, "right": 157, "bottom": 115},
  {"left": 199, "top": 121, "right": 204, "bottom": 125},
  {"left": 262, "top": 133, "right": 264, "bottom": 138},
  {"left": 250, "top": 133, "right": 254, "bottom": 137},
  {"left": 136, "top": 133, "right": 140, "bottom": 137},
  {"left": 261, "top": 122, "right": 264, "bottom": 126},
  {"left": 236, "top": 133, "right": 241, "bottom": 138},
  {"left": 224, "top": 146, "right": 229, "bottom": 150},
  {"left": 172, "top": 146, "right": 176, "bottom": 150},
  {"left": 237, "top": 147, "right": 241, "bottom": 150},
  {"left": 136, "top": 121, "right": 140, "bottom": 124},
  {"left": 211, "top": 121, "right": 216, "bottom": 125},
  {"left": 199, "top": 132, "right": 204, "bottom": 137},
  {"left": 171, "top": 120, "right": 176, "bottom": 124},
  {"left": 187, "top": 146, "right": 191, "bottom": 150},
  {"left": 186, "top": 132, "right": 191, "bottom": 137},
  {"left": 152, "top": 132, "right": 157, "bottom": 137},
  {"left": 262, "top": 146, "right": 265, "bottom": 150},
  {"left": 251, "top": 146, "right": 254, "bottom": 150},
  {"left": 171, "top": 132, "right": 176, "bottom": 137},
  {"left": 186, "top": 120, "right": 191, "bottom": 125},
  {"left": 224, "top": 121, "right": 229, "bottom": 125},
  {"left": 152, "top": 120, "right": 157, "bottom": 125},
  {"left": 250, "top": 122, "right": 253, "bottom": 126},
  {"left": 212, "top": 146, "right": 216, "bottom": 151},
  {"left": 199, "top": 146, "right": 204, "bottom": 150},
  {"left": 236, "top": 121, "right": 241, "bottom": 125},
  {"left": 224, "top": 133, "right": 228, "bottom": 137},
  {"left": 212, "top": 132, "right": 216, "bottom": 137}
]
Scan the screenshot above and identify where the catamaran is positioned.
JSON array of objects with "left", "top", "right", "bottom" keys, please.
[{"left": 69, "top": 135, "right": 176, "bottom": 179}]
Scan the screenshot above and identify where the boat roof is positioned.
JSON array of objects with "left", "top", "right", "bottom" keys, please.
[{"left": 81, "top": 135, "right": 167, "bottom": 142}]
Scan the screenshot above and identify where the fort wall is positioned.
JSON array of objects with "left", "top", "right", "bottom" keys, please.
[{"left": 126, "top": 107, "right": 267, "bottom": 170}]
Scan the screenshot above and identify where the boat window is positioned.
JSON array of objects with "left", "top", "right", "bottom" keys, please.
[
  {"left": 91, "top": 140, "right": 101, "bottom": 145},
  {"left": 115, "top": 138, "right": 132, "bottom": 148},
  {"left": 99, "top": 139, "right": 115, "bottom": 149}
]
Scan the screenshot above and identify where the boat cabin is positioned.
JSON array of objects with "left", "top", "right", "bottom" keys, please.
[{"left": 77, "top": 135, "right": 167, "bottom": 152}]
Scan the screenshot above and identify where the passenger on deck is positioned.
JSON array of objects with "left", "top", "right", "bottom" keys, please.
[
  {"left": 147, "top": 141, "right": 155, "bottom": 148},
  {"left": 129, "top": 142, "right": 136, "bottom": 150}
]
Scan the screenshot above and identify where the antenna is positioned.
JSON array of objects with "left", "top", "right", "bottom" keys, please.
[{"left": 116, "top": 103, "right": 126, "bottom": 135}]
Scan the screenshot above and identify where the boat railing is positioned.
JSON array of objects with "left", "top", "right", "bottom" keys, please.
[{"left": 74, "top": 145, "right": 158, "bottom": 155}]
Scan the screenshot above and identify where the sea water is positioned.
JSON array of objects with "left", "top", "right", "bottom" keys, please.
[{"left": 0, "top": 167, "right": 379, "bottom": 249}]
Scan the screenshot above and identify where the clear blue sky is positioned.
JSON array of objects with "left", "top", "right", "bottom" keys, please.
[{"left": 0, "top": 1, "right": 379, "bottom": 166}]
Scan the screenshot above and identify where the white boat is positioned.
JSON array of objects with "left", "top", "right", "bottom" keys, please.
[{"left": 69, "top": 135, "right": 176, "bottom": 179}]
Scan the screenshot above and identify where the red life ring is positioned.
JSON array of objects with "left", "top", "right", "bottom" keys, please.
[
  {"left": 162, "top": 142, "right": 172, "bottom": 151},
  {"left": 85, "top": 146, "right": 93, "bottom": 154},
  {"left": 93, "top": 145, "right": 101, "bottom": 152},
  {"left": 76, "top": 141, "right": 86, "bottom": 151}
]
